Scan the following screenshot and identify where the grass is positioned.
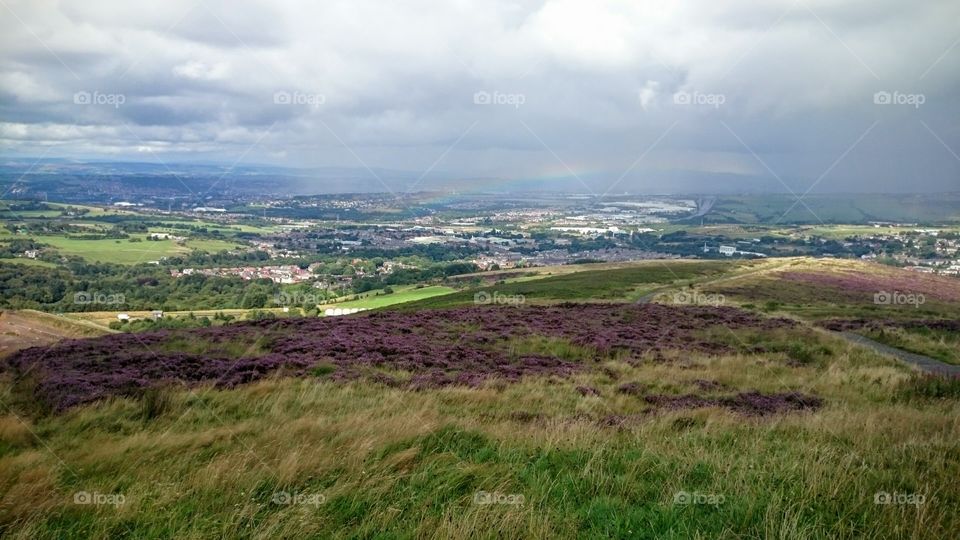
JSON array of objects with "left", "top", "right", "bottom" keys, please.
[
  {"left": 35, "top": 234, "right": 240, "bottom": 264},
  {"left": 0, "top": 201, "right": 134, "bottom": 218},
  {"left": 1, "top": 332, "right": 957, "bottom": 538},
  {"left": 0, "top": 258, "right": 58, "bottom": 268},
  {"left": 3, "top": 256, "right": 959, "bottom": 536},
  {"left": 862, "top": 326, "right": 960, "bottom": 365},
  {"left": 407, "top": 261, "right": 733, "bottom": 309},
  {"left": 0, "top": 310, "right": 110, "bottom": 358},
  {"left": 151, "top": 220, "right": 282, "bottom": 235},
  {"left": 66, "top": 308, "right": 290, "bottom": 329},
  {"left": 66, "top": 284, "right": 455, "bottom": 329},
  {"left": 319, "top": 285, "right": 457, "bottom": 311},
  {"left": 699, "top": 258, "right": 960, "bottom": 320},
  {"left": 782, "top": 225, "right": 960, "bottom": 239}
]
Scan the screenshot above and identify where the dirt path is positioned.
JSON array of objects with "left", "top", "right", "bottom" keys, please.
[{"left": 835, "top": 331, "right": 960, "bottom": 377}]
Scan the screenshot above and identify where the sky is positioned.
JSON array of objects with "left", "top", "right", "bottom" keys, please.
[{"left": 1, "top": 0, "right": 959, "bottom": 193}]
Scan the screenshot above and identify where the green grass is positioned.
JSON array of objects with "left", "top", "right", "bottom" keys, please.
[
  {"left": 0, "top": 201, "right": 134, "bottom": 218},
  {"left": 2, "top": 256, "right": 959, "bottom": 537},
  {"left": 34, "top": 234, "right": 240, "bottom": 264},
  {"left": 406, "top": 261, "right": 733, "bottom": 309},
  {"left": 863, "top": 326, "right": 960, "bottom": 365},
  {"left": 323, "top": 285, "right": 458, "bottom": 310},
  {"left": 1, "top": 333, "right": 957, "bottom": 538},
  {"left": 151, "top": 220, "right": 282, "bottom": 235},
  {"left": 0, "top": 210, "right": 64, "bottom": 218},
  {"left": 0, "top": 257, "right": 58, "bottom": 268}
]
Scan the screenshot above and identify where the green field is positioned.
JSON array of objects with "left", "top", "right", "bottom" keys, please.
[
  {"left": 0, "top": 201, "right": 134, "bottom": 218},
  {"left": 1, "top": 200, "right": 253, "bottom": 264},
  {"left": 35, "top": 234, "right": 240, "bottom": 264},
  {"left": 321, "top": 285, "right": 457, "bottom": 310},
  {"left": 152, "top": 220, "right": 282, "bottom": 235},
  {"left": 0, "top": 257, "right": 58, "bottom": 268},
  {"left": 406, "top": 260, "right": 735, "bottom": 309}
]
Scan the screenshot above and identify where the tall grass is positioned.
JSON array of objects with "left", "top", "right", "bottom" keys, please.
[{"left": 1, "top": 338, "right": 957, "bottom": 538}]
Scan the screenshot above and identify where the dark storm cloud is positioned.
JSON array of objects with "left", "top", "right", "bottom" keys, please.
[{"left": 1, "top": 0, "right": 958, "bottom": 192}]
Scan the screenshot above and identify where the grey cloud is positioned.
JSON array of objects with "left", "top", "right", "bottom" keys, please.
[{"left": 0, "top": 0, "right": 958, "bottom": 192}]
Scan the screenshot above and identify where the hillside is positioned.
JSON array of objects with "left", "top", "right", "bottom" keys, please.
[
  {"left": 1, "top": 257, "right": 959, "bottom": 537},
  {"left": 0, "top": 310, "right": 110, "bottom": 358}
]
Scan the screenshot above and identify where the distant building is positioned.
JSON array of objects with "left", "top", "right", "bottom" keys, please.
[
  {"left": 117, "top": 313, "right": 130, "bottom": 321},
  {"left": 151, "top": 310, "right": 164, "bottom": 320},
  {"left": 718, "top": 245, "right": 737, "bottom": 256}
]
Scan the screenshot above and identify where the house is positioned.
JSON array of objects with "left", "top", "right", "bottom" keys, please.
[
  {"left": 148, "top": 233, "right": 174, "bottom": 240},
  {"left": 151, "top": 310, "right": 164, "bottom": 320},
  {"left": 117, "top": 313, "right": 130, "bottom": 321},
  {"left": 718, "top": 245, "right": 737, "bottom": 256}
]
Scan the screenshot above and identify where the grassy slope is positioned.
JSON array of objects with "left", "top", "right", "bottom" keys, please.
[
  {"left": 0, "top": 310, "right": 110, "bottom": 358},
  {"left": 65, "top": 308, "right": 291, "bottom": 328},
  {"left": 708, "top": 194, "right": 960, "bottom": 224},
  {"left": 2, "top": 258, "right": 959, "bottom": 537},
  {"left": 405, "top": 260, "right": 736, "bottom": 309},
  {"left": 672, "top": 257, "right": 960, "bottom": 367},
  {"left": 698, "top": 258, "right": 960, "bottom": 319},
  {"left": 319, "top": 285, "right": 456, "bottom": 311},
  {"left": 1, "top": 333, "right": 957, "bottom": 538}
]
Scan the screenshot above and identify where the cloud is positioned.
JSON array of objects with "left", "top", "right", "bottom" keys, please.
[
  {"left": 172, "top": 61, "right": 230, "bottom": 81},
  {"left": 0, "top": 0, "right": 958, "bottom": 192}
]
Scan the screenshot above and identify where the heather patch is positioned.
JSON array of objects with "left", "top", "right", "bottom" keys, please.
[
  {"left": 643, "top": 391, "right": 823, "bottom": 416},
  {"left": 576, "top": 386, "right": 600, "bottom": 397},
  {"left": 819, "top": 318, "right": 960, "bottom": 333},
  {"left": 706, "top": 263, "right": 960, "bottom": 322},
  {"left": 692, "top": 379, "right": 728, "bottom": 392},
  {"left": 616, "top": 382, "right": 646, "bottom": 396},
  {"left": 777, "top": 270, "right": 960, "bottom": 303},
  {"left": 5, "top": 304, "right": 796, "bottom": 411}
]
